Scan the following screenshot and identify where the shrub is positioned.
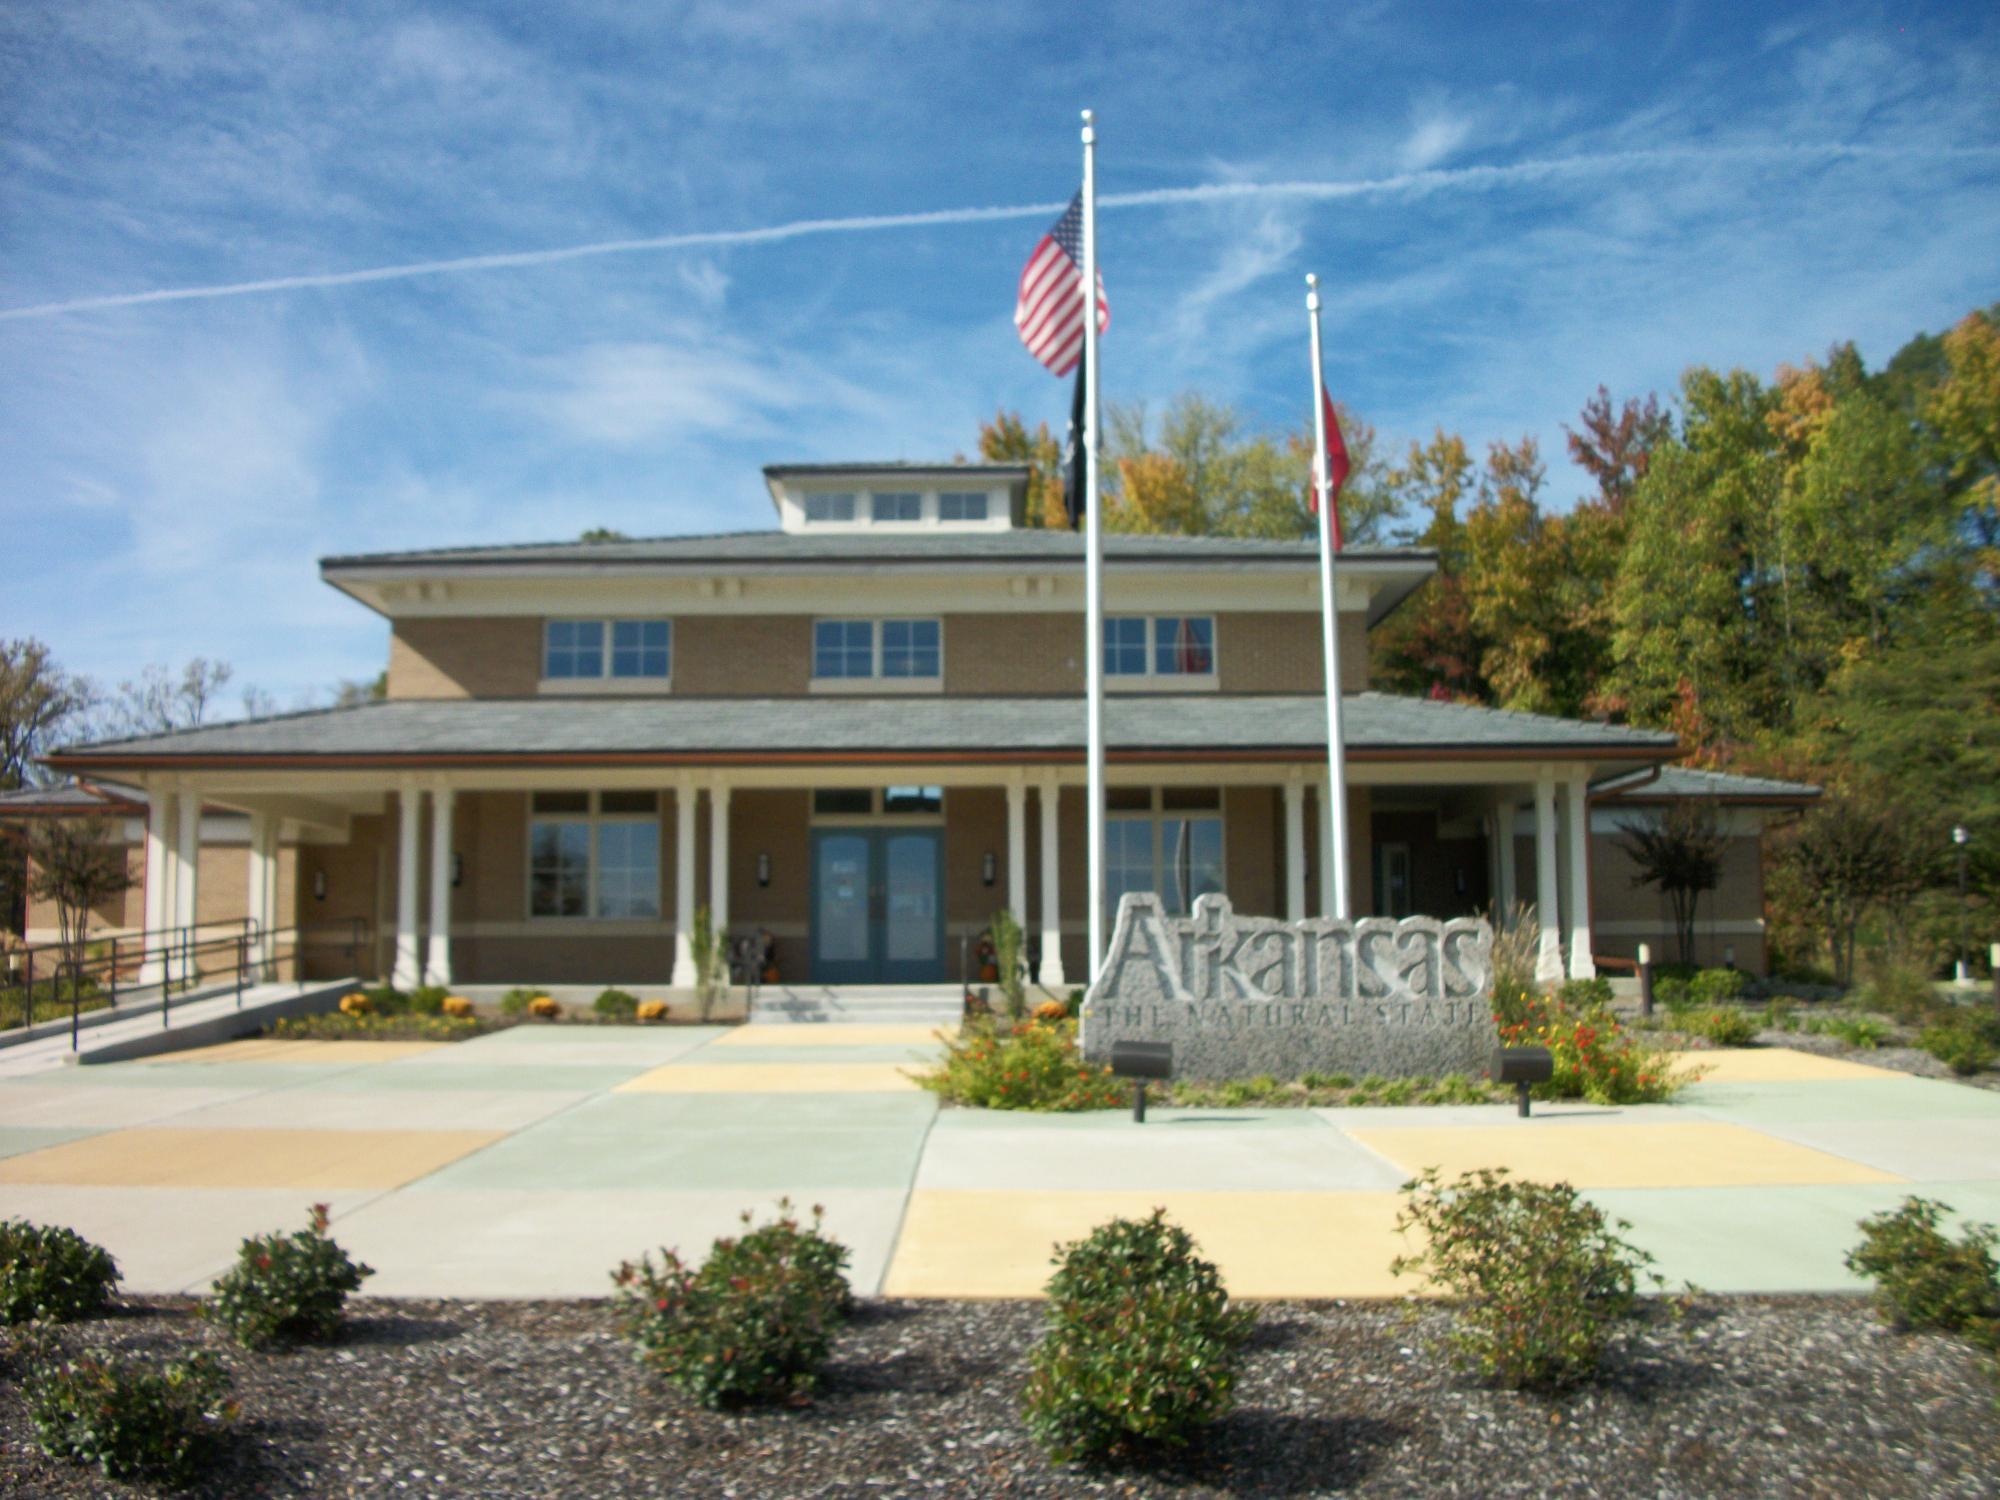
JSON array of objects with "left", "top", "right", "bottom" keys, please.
[
  {"left": 1679, "top": 1007, "right": 1760, "bottom": 1047},
  {"left": 1033, "top": 999, "right": 1068, "bottom": 1024},
  {"left": 1556, "top": 976, "right": 1614, "bottom": 1009},
  {"left": 358, "top": 984, "right": 408, "bottom": 1015},
  {"left": 1689, "top": 967, "right": 1746, "bottom": 1005},
  {"left": 338, "top": 991, "right": 371, "bottom": 1017},
  {"left": 1812, "top": 1012, "right": 1892, "bottom": 1049},
  {"left": 1391, "top": 1167, "right": 1657, "bottom": 1390},
  {"left": 1846, "top": 1197, "right": 1999, "bottom": 1349},
  {"left": 989, "top": 908, "right": 1027, "bottom": 1020},
  {"left": 24, "top": 1344, "right": 235, "bottom": 1485},
  {"left": 440, "top": 995, "right": 474, "bottom": 1018},
  {"left": 1495, "top": 986, "right": 1693, "bottom": 1103},
  {"left": 271, "top": 1012, "right": 483, "bottom": 1041},
  {"left": 1855, "top": 960, "right": 1940, "bottom": 1025},
  {"left": 636, "top": 999, "right": 669, "bottom": 1022},
  {"left": 406, "top": 985, "right": 449, "bottom": 1016},
  {"left": 593, "top": 987, "right": 641, "bottom": 1020},
  {"left": 612, "top": 1201, "right": 852, "bottom": 1408},
  {"left": 498, "top": 986, "right": 545, "bottom": 1016},
  {"left": 1023, "top": 1210, "right": 1253, "bottom": 1463},
  {"left": 1919, "top": 1023, "right": 1995, "bottom": 1076},
  {"left": 207, "top": 1204, "right": 374, "bottom": 1349},
  {"left": 0, "top": 1220, "right": 120, "bottom": 1324},
  {"left": 915, "top": 1019, "right": 1125, "bottom": 1111},
  {"left": 528, "top": 995, "right": 562, "bottom": 1019}
]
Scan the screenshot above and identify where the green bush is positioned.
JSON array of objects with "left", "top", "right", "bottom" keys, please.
[
  {"left": 1855, "top": 961, "right": 1940, "bottom": 1024},
  {"left": 1919, "top": 1023, "right": 1994, "bottom": 1076},
  {"left": 1023, "top": 1209, "right": 1254, "bottom": 1463},
  {"left": 24, "top": 1344, "right": 235, "bottom": 1485},
  {"left": 1556, "top": 976, "right": 1614, "bottom": 1009},
  {"left": 270, "top": 1012, "right": 484, "bottom": 1042},
  {"left": 1391, "top": 1167, "right": 1658, "bottom": 1390},
  {"left": 208, "top": 1204, "right": 373, "bottom": 1349},
  {"left": 1497, "top": 987, "right": 1693, "bottom": 1103},
  {"left": 1811, "top": 1013, "right": 1893, "bottom": 1049},
  {"left": 1653, "top": 974, "right": 1692, "bottom": 1012},
  {"left": 1679, "top": 1007, "right": 1760, "bottom": 1046},
  {"left": 612, "top": 1201, "right": 852, "bottom": 1408},
  {"left": 1846, "top": 1197, "right": 1999, "bottom": 1349},
  {"left": 498, "top": 986, "right": 544, "bottom": 1016},
  {"left": 0, "top": 1220, "right": 120, "bottom": 1324},
  {"left": 593, "top": 987, "right": 641, "bottom": 1020},
  {"left": 406, "top": 985, "right": 449, "bottom": 1016},
  {"left": 357, "top": 984, "right": 408, "bottom": 1016},
  {"left": 915, "top": 1018, "right": 1125, "bottom": 1111},
  {"left": 1689, "top": 968, "right": 1746, "bottom": 1005}
]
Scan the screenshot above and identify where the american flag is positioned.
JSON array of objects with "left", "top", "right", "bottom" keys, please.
[{"left": 1014, "top": 193, "right": 1109, "bottom": 376}]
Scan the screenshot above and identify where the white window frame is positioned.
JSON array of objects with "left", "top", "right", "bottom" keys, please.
[
  {"left": 1103, "top": 615, "right": 1218, "bottom": 692},
  {"left": 539, "top": 618, "right": 672, "bottom": 694},
  {"left": 526, "top": 791, "right": 663, "bottom": 923},
  {"left": 937, "top": 490, "right": 990, "bottom": 522},
  {"left": 809, "top": 617, "right": 944, "bottom": 694},
  {"left": 870, "top": 490, "right": 923, "bottom": 523},
  {"left": 803, "top": 491, "right": 858, "bottom": 523},
  {"left": 1102, "top": 787, "right": 1226, "bottom": 924}
]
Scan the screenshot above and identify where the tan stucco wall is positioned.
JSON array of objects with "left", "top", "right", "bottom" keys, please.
[{"left": 387, "top": 618, "right": 542, "bottom": 699}]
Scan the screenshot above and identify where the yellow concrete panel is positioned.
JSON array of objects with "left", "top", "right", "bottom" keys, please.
[
  {"left": 145, "top": 1039, "right": 445, "bottom": 1066},
  {"left": 0, "top": 1127, "right": 502, "bottom": 1190},
  {"left": 616, "top": 1063, "right": 924, "bottom": 1094},
  {"left": 1670, "top": 1047, "right": 1904, "bottom": 1083},
  {"left": 709, "top": 1025, "right": 948, "bottom": 1049},
  {"left": 882, "top": 1189, "right": 1412, "bottom": 1300},
  {"left": 1348, "top": 1120, "right": 1903, "bottom": 1189}
]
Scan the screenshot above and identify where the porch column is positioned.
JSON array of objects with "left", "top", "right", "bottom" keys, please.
[
  {"left": 1565, "top": 776, "right": 1596, "bottom": 979},
  {"left": 1005, "top": 779, "right": 1028, "bottom": 926},
  {"left": 425, "top": 785, "right": 454, "bottom": 987},
  {"left": 246, "top": 812, "right": 275, "bottom": 981},
  {"left": 671, "top": 779, "right": 697, "bottom": 988},
  {"left": 175, "top": 787, "right": 201, "bottom": 964},
  {"left": 139, "top": 790, "right": 174, "bottom": 983},
  {"left": 1283, "top": 779, "right": 1307, "bottom": 923},
  {"left": 1533, "top": 775, "right": 1563, "bottom": 984},
  {"left": 1037, "top": 778, "right": 1065, "bottom": 988},
  {"left": 392, "top": 781, "right": 422, "bottom": 989},
  {"left": 708, "top": 781, "right": 731, "bottom": 941}
]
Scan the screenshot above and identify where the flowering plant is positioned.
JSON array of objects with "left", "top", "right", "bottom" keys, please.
[{"left": 207, "top": 1204, "right": 372, "bottom": 1349}]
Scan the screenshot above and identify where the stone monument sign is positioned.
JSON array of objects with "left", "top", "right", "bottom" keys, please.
[{"left": 1080, "top": 894, "right": 1498, "bottom": 1081}]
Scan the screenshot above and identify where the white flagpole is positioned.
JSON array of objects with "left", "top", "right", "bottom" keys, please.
[
  {"left": 1307, "top": 273, "right": 1351, "bottom": 919},
  {"left": 1082, "top": 109, "right": 1106, "bottom": 978}
]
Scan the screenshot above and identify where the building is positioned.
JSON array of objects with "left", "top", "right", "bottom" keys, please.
[{"left": 32, "top": 462, "right": 1815, "bottom": 992}]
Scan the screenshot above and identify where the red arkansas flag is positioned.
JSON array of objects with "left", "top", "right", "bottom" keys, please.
[{"left": 1310, "top": 386, "right": 1350, "bottom": 550}]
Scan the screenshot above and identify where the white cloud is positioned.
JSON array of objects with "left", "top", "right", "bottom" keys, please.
[{"left": 1399, "top": 108, "right": 1475, "bottom": 172}]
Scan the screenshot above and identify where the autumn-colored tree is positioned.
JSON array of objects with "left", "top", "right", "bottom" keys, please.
[
  {"left": 975, "top": 409, "right": 1067, "bottom": 527},
  {"left": 1564, "top": 387, "right": 1670, "bottom": 511},
  {"left": 1926, "top": 307, "right": 2000, "bottom": 581}
]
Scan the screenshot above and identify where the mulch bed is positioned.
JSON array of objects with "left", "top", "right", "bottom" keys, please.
[{"left": 4, "top": 1294, "right": 1994, "bottom": 1497}]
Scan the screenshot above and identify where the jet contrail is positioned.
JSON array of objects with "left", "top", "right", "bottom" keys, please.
[{"left": 3, "top": 142, "right": 1990, "bottom": 322}]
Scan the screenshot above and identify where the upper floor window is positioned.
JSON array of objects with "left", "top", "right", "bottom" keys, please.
[
  {"left": 804, "top": 492, "right": 857, "bottom": 523},
  {"left": 1104, "top": 616, "right": 1215, "bottom": 677},
  {"left": 813, "top": 618, "right": 942, "bottom": 683},
  {"left": 938, "top": 491, "right": 989, "bottom": 522},
  {"left": 545, "top": 620, "right": 671, "bottom": 681},
  {"left": 873, "top": 491, "right": 921, "bottom": 522}
]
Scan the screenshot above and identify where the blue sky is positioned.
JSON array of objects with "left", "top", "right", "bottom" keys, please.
[{"left": 3, "top": 1, "right": 1997, "bottom": 711}]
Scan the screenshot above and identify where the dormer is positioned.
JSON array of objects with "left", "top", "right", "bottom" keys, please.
[{"left": 762, "top": 463, "right": 1033, "bottom": 535}]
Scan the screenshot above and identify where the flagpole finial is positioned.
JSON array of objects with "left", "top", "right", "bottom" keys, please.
[
  {"left": 1306, "top": 272, "right": 1320, "bottom": 312},
  {"left": 1081, "top": 108, "right": 1095, "bottom": 143},
  {"left": 1305, "top": 272, "right": 1318, "bottom": 290}
]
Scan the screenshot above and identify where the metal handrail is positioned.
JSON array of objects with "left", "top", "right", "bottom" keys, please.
[{"left": 4, "top": 917, "right": 372, "bottom": 1047}]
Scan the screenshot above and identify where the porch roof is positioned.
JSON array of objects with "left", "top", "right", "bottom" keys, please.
[
  {"left": 47, "top": 692, "right": 1675, "bottom": 771},
  {"left": 1596, "top": 765, "right": 1820, "bottom": 803}
]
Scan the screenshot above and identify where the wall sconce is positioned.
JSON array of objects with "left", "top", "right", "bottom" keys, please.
[
  {"left": 756, "top": 851, "right": 771, "bottom": 887},
  {"left": 982, "top": 850, "right": 997, "bottom": 887},
  {"left": 312, "top": 869, "right": 327, "bottom": 902},
  {"left": 452, "top": 853, "right": 464, "bottom": 889}
]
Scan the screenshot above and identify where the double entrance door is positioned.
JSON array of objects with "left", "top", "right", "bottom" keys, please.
[{"left": 810, "top": 827, "right": 945, "bottom": 984}]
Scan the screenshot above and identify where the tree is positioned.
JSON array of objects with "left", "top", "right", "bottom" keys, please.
[
  {"left": 1564, "top": 387, "right": 1671, "bottom": 512},
  {"left": 579, "top": 527, "right": 630, "bottom": 542},
  {"left": 1371, "top": 430, "right": 1481, "bottom": 700},
  {"left": 0, "top": 640, "right": 91, "bottom": 790},
  {"left": 1926, "top": 307, "right": 2000, "bottom": 582},
  {"left": 23, "top": 819, "right": 132, "bottom": 999},
  {"left": 1613, "top": 802, "right": 1727, "bottom": 965},
  {"left": 976, "top": 409, "right": 1066, "bottom": 527},
  {"left": 1775, "top": 795, "right": 1939, "bottom": 984},
  {"left": 95, "top": 659, "right": 234, "bottom": 741}
]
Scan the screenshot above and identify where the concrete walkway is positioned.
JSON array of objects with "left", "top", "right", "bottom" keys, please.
[{"left": 0, "top": 1026, "right": 1995, "bottom": 1301}]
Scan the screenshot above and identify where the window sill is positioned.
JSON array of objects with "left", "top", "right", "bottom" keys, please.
[
  {"left": 536, "top": 678, "right": 673, "bottom": 695},
  {"left": 1105, "top": 675, "right": 1220, "bottom": 693},
  {"left": 809, "top": 677, "right": 943, "bottom": 695}
]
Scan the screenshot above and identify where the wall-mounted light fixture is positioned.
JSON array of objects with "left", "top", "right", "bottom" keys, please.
[
  {"left": 312, "top": 869, "right": 327, "bottom": 902},
  {"left": 756, "top": 851, "right": 771, "bottom": 887},
  {"left": 982, "top": 850, "right": 997, "bottom": 887},
  {"left": 452, "top": 853, "right": 464, "bottom": 889}
]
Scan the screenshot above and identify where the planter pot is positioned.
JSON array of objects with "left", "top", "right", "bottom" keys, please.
[{"left": 979, "top": 963, "right": 999, "bottom": 982}]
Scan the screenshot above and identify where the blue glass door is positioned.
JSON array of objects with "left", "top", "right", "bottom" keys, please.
[{"left": 810, "top": 828, "right": 944, "bottom": 983}]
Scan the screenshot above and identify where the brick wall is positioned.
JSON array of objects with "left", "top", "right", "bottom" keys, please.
[{"left": 387, "top": 618, "right": 542, "bottom": 698}]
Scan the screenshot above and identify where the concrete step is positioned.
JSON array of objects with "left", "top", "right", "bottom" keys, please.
[{"left": 749, "top": 984, "right": 966, "bottom": 1025}]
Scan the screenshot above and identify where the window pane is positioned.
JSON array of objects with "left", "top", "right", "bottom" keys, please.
[
  {"left": 529, "top": 819, "right": 590, "bottom": 916},
  {"left": 599, "top": 791, "right": 658, "bottom": 815},
  {"left": 872, "top": 491, "right": 921, "bottom": 522},
  {"left": 804, "top": 492, "right": 856, "bottom": 522},
  {"left": 882, "top": 785, "right": 942, "bottom": 815},
  {"left": 1103, "top": 618, "right": 1148, "bottom": 676},
  {"left": 1106, "top": 787, "right": 1151, "bottom": 811},
  {"left": 1154, "top": 616, "right": 1215, "bottom": 676},
  {"left": 813, "top": 789, "right": 874, "bottom": 815},
  {"left": 531, "top": 791, "right": 590, "bottom": 814},
  {"left": 814, "top": 620, "right": 875, "bottom": 679},
  {"left": 1104, "top": 817, "right": 1155, "bottom": 926},
  {"left": 545, "top": 620, "right": 604, "bottom": 679},
  {"left": 594, "top": 821, "right": 660, "bottom": 919},
  {"left": 610, "top": 619, "right": 671, "bottom": 678},
  {"left": 938, "top": 491, "right": 988, "bottom": 521},
  {"left": 1161, "top": 786, "right": 1221, "bottom": 811},
  {"left": 881, "top": 618, "right": 940, "bottom": 678}
]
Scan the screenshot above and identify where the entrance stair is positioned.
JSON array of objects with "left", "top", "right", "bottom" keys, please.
[{"left": 748, "top": 983, "right": 965, "bottom": 1027}]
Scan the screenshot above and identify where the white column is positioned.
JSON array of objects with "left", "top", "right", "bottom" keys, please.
[
  {"left": 708, "top": 781, "right": 731, "bottom": 942},
  {"left": 1533, "top": 776, "right": 1563, "bottom": 984},
  {"left": 1283, "top": 779, "right": 1307, "bottom": 923},
  {"left": 671, "top": 779, "right": 697, "bottom": 988},
  {"left": 1565, "top": 776, "right": 1596, "bottom": 979},
  {"left": 426, "top": 785, "right": 454, "bottom": 987},
  {"left": 175, "top": 788, "right": 201, "bottom": 977},
  {"left": 246, "top": 812, "right": 274, "bottom": 981},
  {"left": 1318, "top": 781, "right": 1337, "bottom": 919},
  {"left": 1038, "top": 778, "right": 1066, "bottom": 988},
  {"left": 1005, "top": 780, "right": 1028, "bottom": 926},
  {"left": 392, "top": 782, "right": 422, "bottom": 988},
  {"left": 139, "top": 789, "right": 173, "bottom": 983}
]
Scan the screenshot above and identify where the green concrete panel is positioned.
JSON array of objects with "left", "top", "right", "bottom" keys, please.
[
  {"left": 0, "top": 1125, "right": 105, "bottom": 1160},
  {"left": 928, "top": 1106, "right": 1312, "bottom": 1131},
  {"left": 328, "top": 1063, "right": 658, "bottom": 1094},
  {"left": 676, "top": 1045, "right": 945, "bottom": 1066},
  {"left": 33, "top": 1063, "right": 374, "bottom": 1090},
  {"left": 1679, "top": 1077, "right": 2000, "bottom": 1124}
]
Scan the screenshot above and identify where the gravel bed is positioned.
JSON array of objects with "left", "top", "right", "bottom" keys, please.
[{"left": 4, "top": 1294, "right": 1994, "bottom": 1497}]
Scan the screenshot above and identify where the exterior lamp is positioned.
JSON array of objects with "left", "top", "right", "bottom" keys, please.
[
  {"left": 312, "top": 869, "right": 327, "bottom": 902},
  {"left": 982, "top": 850, "right": 997, "bottom": 886},
  {"left": 451, "top": 853, "right": 464, "bottom": 889},
  {"left": 756, "top": 851, "right": 771, "bottom": 888}
]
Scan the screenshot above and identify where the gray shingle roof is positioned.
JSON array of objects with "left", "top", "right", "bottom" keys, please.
[
  {"left": 52, "top": 693, "right": 1674, "bottom": 765},
  {"left": 0, "top": 781, "right": 142, "bottom": 814},
  {"left": 1597, "top": 766, "right": 1820, "bottom": 801}
]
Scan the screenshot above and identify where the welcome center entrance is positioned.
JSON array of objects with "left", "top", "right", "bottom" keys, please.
[{"left": 808, "top": 787, "right": 946, "bottom": 984}]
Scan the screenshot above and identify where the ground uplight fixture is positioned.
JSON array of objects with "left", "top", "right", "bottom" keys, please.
[
  {"left": 1492, "top": 1046, "right": 1555, "bottom": 1118},
  {"left": 1110, "top": 1039, "right": 1172, "bottom": 1123}
]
